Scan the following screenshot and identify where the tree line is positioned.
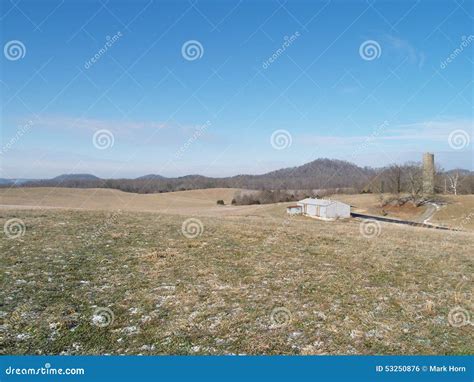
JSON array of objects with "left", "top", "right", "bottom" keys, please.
[{"left": 3, "top": 159, "right": 473, "bottom": 197}]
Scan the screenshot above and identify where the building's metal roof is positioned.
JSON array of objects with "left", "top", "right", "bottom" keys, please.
[{"left": 297, "top": 198, "right": 347, "bottom": 206}]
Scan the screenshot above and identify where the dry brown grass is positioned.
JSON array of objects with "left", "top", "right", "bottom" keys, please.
[
  {"left": 330, "top": 193, "right": 474, "bottom": 230},
  {"left": 2, "top": 188, "right": 472, "bottom": 228},
  {"left": 429, "top": 195, "right": 474, "bottom": 231},
  {"left": 330, "top": 194, "right": 428, "bottom": 220},
  {"left": 0, "top": 187, "right": 241, "bottom": 216},
  {"left": 0, "top": 188, "right": 473, "bottom": 355}
]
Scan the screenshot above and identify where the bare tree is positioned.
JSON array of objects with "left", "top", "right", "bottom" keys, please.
[
  {"left": 447, "top": 172, "right": 461, "bottom": 195},
  {"left": 405, "top": 163, "right": 423, "bottom": 204},
  {"left": 387, "top": 164, "right": 403, "bottom": 195}
]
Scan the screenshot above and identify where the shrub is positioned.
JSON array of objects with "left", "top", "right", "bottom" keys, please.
[{"left": 217, "top": 200, "right": 225, "bottom": 205}]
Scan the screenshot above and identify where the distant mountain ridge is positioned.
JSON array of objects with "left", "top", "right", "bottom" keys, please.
[
  {"left": 2, "top": 158, "right": 473, "bottom": 194},
  {"left": 53, "top": 174, "right": 101, "bottom": 182},
  {"left": 135, "top": 174, "right": 167, "bottom": 180},
  {"left": 0, "top": 178, "right": 38, "bottom": 185}
]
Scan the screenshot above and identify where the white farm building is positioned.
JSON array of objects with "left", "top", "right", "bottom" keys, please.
[{"left": 286, "top": 198, "right": 350, "bottom": 220}]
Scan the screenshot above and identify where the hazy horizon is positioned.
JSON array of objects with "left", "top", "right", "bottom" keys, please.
[{"left": 1, "top": 152, "right": 472, "bottom": 181}]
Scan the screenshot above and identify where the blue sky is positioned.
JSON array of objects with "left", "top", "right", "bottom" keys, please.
[{"left": 1, "top": 0, "right": 472, "bottom": 179}]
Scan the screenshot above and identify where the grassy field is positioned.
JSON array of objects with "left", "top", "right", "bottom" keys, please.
[
  {"left": 330, "top": 193, "right": 474, "bottom": 230},
  {"left": 0, "top": 187, "right": 241, "bottom": 216},
  {"left": 2, "top": 188, "right": 473, "bottom": 228},
  {"left": 429, "top": 195, "right": 474, "bottom": 231},
  {"left": 1, "top": 188, "right": 473, "bottom": 355}
]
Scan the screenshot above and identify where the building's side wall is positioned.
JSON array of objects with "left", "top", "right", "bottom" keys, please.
[
  {"left": 306, "top": 204, "right": 317, "bottom": 216},
  {"left": 287, "top": 207, "right": 302, "bottom": 215},
  {"left": 322, "top": 205, "right": 335, "bottom": 218},
  {"left": 335, "top": 202, "right": 351, "bottom": 218},
  {"left": 296, "top": 201, "right": 351, "bottom": 218}
]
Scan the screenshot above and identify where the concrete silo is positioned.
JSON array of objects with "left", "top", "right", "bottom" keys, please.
[{"left": 422, "top": 153, "right": 435, "bottom": 195}]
